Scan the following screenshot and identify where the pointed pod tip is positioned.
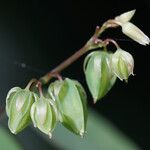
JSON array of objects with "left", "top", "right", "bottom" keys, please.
[
  {"left": 48, "top": 132, "right": 52, "bottom": 139},
  {"left": 93, "top": 98, "right": 97, "bottom": 104},
  {"left": 10, "top": 129, "right": 17, "bottom": 135},
  {"left": 125, "top": 79, "right": 128, "bottom": 83},
  {"left": 132, "top": 72, "right": 136, "bottom": 76},
  {"left": 80, "top": 131, "right": 85, "bottom": 138}
]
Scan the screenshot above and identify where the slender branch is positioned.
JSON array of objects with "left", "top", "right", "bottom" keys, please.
[
  {"left": 40, "top": 44, "right": 89, "bottom": 84},
  {"left": 39, "top": 20, "right": 118, "bottom": 84},
  {"left": 103, "top": 38, "right": 120, "bottom": 49},
  {"left": 0, "top": 19, "right": 119, "bottom": 118},
  {"left": 50, "top": 72, "right": 63, "bottom": 81},
  {"left": 36, "top": 81, "right": 43, "bottom": 97},
  {"left": 25, "top": 78, "right": 37, "bottom": 90}
]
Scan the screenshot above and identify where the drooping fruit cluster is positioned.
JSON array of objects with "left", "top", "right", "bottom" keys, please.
[
  {"left": 6, "top": 78, "right": 88, "bottom": 138},
  {"left": 5, "top": 9, "right": 149, "bottom": 138},
  {"left": 84, "top": 49, "right": 134, "bottom": 103}
]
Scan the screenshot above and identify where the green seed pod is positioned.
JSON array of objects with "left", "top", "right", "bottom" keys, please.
[
  {"left": 111, "top": 49, "right": 134, "bottom": 81},
  {"left": 48, "top": 78, "right": 88, "bottom": 137},
  {"left": 6, "top": 88, "right": 35, "bottom": 134},
  {"left": 84, "top": 51, "right": 116, "bottom": 103},
  {"left": 30, "top": 96, "right": 56, "bottom": 138}
]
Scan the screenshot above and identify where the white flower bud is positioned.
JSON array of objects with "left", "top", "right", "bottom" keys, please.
[
  {"left": 115, "top": 10, "right": 136, "bottom": 25},
  {"left": 114, "top": 10, "right": 150, "bottom": 45},
  {"left": 122, "top": 22, "right": 150, "bottom": 45}
]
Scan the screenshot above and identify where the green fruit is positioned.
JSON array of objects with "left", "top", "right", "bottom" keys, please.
[
  {"left": 111, "top": 49, "right": 134, "bottom": 81},
  {"left": 30, "top": 96, "right": 56, "bottom": 138},
  {"left": 6, "top": 88, "right": 35, "bottom": 134},
  {"left": 48, "top": 78, "right": 88, "bottom": 137},
  {"left": 84, "top": 51, "right": 116, "bottom": 103}
]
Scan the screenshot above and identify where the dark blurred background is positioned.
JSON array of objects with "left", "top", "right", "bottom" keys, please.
[{"left": 0, "top": 0, "right": 150, "bottom": 150}]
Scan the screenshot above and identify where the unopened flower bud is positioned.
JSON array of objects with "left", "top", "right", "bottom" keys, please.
[
  {"left": 6, "top": 88, "right": 35, "bottom": 134},
  {"left": 115, "top": 10, "right": 136, "bottom": 25},
  {"left": 114, "top": 10, "right": 150, "bottom": 45},
  {"left": 30, "top": 96, "right": 56, "bottom": 138},
  {"left": 111, "top": 49, "right": 134, "bottom": 81},
  {"left": 122, "top": 22, "right": 150, "bottom": 45}
]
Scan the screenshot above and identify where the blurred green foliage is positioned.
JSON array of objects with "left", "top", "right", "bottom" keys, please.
[
  {"left": 0, "top": 126, "right": 22, "bottom": 150},
  {"left": 33, "top": 109, "right": 140, "bottom": 150},
  {"left": 1, "top": 109, "right": 140, "bottom": 150}
]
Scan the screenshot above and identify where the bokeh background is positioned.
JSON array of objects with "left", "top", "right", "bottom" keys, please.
[{"left": 0, "top": 0, "right": 150, "bottom": 150}]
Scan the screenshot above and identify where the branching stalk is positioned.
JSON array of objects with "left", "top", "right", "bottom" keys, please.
[{"left": 39, "top": 20, "right": 118, "bottom": 84}]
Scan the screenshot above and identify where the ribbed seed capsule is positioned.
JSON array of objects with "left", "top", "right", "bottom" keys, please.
[
  {"left": 111, "top": 49, "right": 134, "bottom": 81},
  {"left": 48, "top": 78, "right": 88, "bottom": 137},
  {"left": 84, "top": 51, "right": 116, "bottom": 103},
  {"left": 30, "top": 96, "right": 56, "bottom": 138},
  {"left": 6, "top": 88, "right": 35, "bottom": 134}
]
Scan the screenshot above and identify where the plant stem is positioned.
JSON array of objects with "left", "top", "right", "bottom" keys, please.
[
  {"left": 39, "top": 20, "right": 119, "bottom": 84},
  {"left": 36, "top": 81, "right": 43, "bottom": 97},
  {"left": 40, "top": 44, "right": 90, "bottom": 84},
  {"left": 25, "top": 78, "right": 37, "bottom": 90},
  {"left": 0, "top": 19, "right": 119, "bottom": 117},
  {"left": 39, "top": 28, "right": 102, "bottom": 84}
]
